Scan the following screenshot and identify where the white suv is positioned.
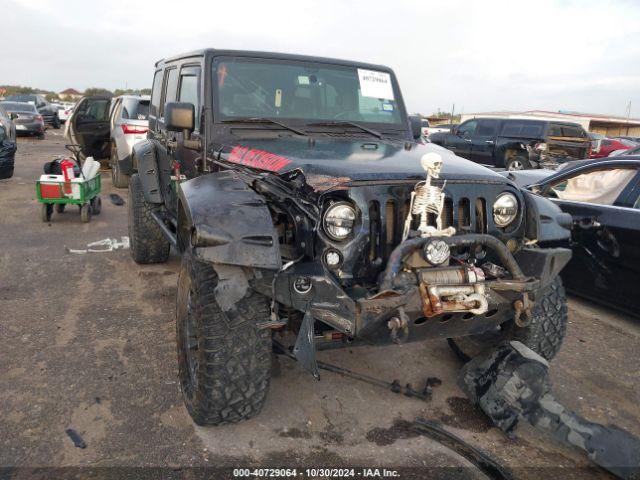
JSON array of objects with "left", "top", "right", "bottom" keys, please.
[{"left": 109, "top": 95, "right": 150, "bottom": 187}]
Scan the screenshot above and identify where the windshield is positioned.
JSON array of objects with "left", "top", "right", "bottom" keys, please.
[
  {"left": 213, "top": 57, "right": 404, "bottom": 126},
  {"left": 0, "top": 102, "right": 37, "bottom": 113}
]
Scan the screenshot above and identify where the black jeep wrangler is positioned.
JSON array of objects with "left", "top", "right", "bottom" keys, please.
[{"left": 124, "top": 49, "right": 573, "bottom": 426}]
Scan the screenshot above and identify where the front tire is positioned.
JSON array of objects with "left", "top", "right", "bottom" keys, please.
[
  {"left": 176, "top": 251, "right": 272, "bottom": 425},
  {"left": 110, "top": 143, "right": 129, "bottom": 188},
  {"left": 128, "top": 173, "right": 170, "bottom": 264},
  {"left": 448, "top": 276, "right": 568, "bottom": 361}
]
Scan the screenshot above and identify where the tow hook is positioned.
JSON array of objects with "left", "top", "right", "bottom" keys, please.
[
  {"left": 388, "top": 307, "right": 410, "bottom": 344},
  {"left": 513, "top": 293, "right": 533, "bottom": 327}
]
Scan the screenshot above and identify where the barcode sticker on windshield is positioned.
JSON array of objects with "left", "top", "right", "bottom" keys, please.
[{"left": 358, "top": 69, "right": 394, "bottom": 100}]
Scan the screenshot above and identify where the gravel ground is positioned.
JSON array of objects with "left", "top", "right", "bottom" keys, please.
[{"left": 0, "top": 131, "right": 638, "bottom": 479}]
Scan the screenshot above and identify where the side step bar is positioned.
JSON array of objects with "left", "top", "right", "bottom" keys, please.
[{"left": 150, "top": 210, "right": 178, "bottom": 248}]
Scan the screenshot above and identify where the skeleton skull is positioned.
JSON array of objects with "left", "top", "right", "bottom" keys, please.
[{"left": 420, "top": 152, "right": 443, "bottom": 179}]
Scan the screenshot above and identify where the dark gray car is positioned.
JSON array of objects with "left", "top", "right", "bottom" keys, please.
[
  {"left": 0, "top": 104, "right": 17, "bottom": 179},
  {"left": 0, "top": 102, "right": 45, "bottom": 138}
]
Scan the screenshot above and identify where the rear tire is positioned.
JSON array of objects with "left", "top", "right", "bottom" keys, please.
[
  {"left": 128, "top": 173, "right": 170, "bottom": 264},
  {"left": 448, "top": 276, "right": 568, "bottom": 361},
  {"left": 56, "top": 204, "right": 65, "bottom": 214},
  {"left": 505, "top": 153, "right": 530, "bottom": 171},
  {"left": 110, "top": 143, "right": 129, "bottom": 188},
  {"left": 176, "top": 250, "right": 272, "bottom": 426}
]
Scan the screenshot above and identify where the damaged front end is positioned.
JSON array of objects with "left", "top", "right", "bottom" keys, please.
[{"left": 245, "top": 152, "right": 572, "bottom": 376}]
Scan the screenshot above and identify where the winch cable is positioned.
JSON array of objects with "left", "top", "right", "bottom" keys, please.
[
  {"left": 412, "top": 419, "right": 513, "bottom": 480},
  {"left": 272, "top": 341, "right": 430, "bottom": 401}
]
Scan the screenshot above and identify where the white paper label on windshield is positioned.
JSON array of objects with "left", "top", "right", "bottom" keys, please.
[{"left": 358, "top": 69, "right": 394, "bottom": 100}]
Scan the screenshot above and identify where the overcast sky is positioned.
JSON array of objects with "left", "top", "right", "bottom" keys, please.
[{"left": 2, "top": 0, "right": 639, "bottom": 117}]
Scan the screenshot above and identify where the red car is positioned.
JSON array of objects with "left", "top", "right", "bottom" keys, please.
[{"left": 590, "top": 137, "right": 638, "bottom": 158}]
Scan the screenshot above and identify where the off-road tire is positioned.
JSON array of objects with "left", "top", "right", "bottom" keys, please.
[
  {"left": 110, "top": 143, "right": 129, "bottom": 188},
  {"left": 505, "top": 153, "right": 530, "bottom": 171},
  {"left": 128, "top": 173, "right": 170, "bottom": 264},
  {"left": 176, "top": 250, "right": 272, "bottom": 426},
  {"left": 448, "top": 276, "right": 568, "bottom": 361}
]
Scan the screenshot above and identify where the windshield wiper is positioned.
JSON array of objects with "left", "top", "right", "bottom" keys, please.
[
  {"left": 306, "top": 121, "right": 382, "bottom": 139},
  {"left": 221, "top": 117, "right": 306, "bottom": 136}
]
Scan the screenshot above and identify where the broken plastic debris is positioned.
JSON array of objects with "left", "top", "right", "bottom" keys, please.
[
  {"left": 109, "top": 193, "right": 125, "bottom": 206},
  {"left": 65, "top": 428, "right": 86, "bottom": 449},
  {"left": 65, "top": 236, "right": 130, "bottom": 254}
]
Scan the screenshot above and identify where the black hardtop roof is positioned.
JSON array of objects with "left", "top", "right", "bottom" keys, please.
[
  {"left": 472, "top": 117, "right": 583, "bottom": 128},
  {"left": 155, "top": 49, "right": 394, "bottom": 72}
]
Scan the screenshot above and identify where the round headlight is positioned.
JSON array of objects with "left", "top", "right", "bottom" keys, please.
[
  {"left": 323, "top": 202, "right": 356, "bottom": 241},
  {"left": 493, "top": 193, "right": 519, "bottom": 228}
]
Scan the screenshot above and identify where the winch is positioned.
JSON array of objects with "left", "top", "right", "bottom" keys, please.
[{"left": 418, "top": 265, "right": 489, "bottom": 317}]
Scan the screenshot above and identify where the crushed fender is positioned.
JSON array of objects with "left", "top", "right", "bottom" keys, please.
[
  {"left": 458, "top": 341, "right": 640, "bottom": 480},
  {"left": 65, "top": 237, "right": 130, "bottom": 254}
]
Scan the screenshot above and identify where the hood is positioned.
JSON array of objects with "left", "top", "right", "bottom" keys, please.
[{"left": 218, "top": 136, "right": 510, "bottom": 191}]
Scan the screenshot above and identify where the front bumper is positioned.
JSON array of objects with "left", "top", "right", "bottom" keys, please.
[{"left": 273, "top": 235, "right": 571, "bottom": 343}]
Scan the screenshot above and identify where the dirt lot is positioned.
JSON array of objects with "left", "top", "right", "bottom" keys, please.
[{"left": 1, "top": 132, "right": 639, "bottom": 479}]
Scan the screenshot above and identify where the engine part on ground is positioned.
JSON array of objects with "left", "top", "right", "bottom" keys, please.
[
  {"left": 274, "top": 340, "right": 432, "bottom": 402},
  {"left": 458, "top": 341, "right": 640, "bottom": 480},
  {"left": 412, "top": 419, "right": 512, "bottom": 480}
]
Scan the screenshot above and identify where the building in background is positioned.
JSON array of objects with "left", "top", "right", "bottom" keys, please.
[
  {"left": 58, "top": 88, "right": 82, "bottom": 102},
  {"left": 460, "top": 110, "right": 640, "bottom": 136}
]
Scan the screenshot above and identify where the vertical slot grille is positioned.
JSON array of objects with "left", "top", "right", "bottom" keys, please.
[
  {"left": 458, "top": 198, "right": 470, "bottom": 229},
  {"left": 369, "top": 201, "right": 380, "bottom": 261},
  {"left": 385, "top": 200, "right": 396, "bottom": 259},
  {"left": 475, "top": 198, "right": 487, "bottom": 233}
]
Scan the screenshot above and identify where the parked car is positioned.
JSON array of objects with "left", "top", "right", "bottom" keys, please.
[
  {"left": 0, "top": 105, "right": 17, "bottom": 179},
  {"left": 424, "top": 123, "right": 458, "bottom": 137},
  {"left": 502, "top": 158, "right": 640, "bottom": 316},
  {"left": 108, "top": 95, "right": 150, "bottom": 187},
  {"left": 420, "top": 118, "right": 430, "bottom": 137},
  {"left": 0, "top": 103, "right": 17, "bottom": 143},
  {"left": 590, "top": 138, "right": 638, "bottom": 158},
  {"left": 0, "top": 102, "right": 45, "bottom": 139},
  {"left": 613, "top": 135, "right": 640, "bottom": 143},
  {"left": 4, "top": 94, "right": 60, "bottom": 129},
  {"left": 430, "top": 118, "right": 591, "bottom": 170},
  {"left": 65, "top": 95, "right": 112, "bottom": 159},
  {"left": 103, "top": 48, "right": 572, "bottom": 426},
  {"left": 58, "top": 102, "right": 75, "bottom": 123}
]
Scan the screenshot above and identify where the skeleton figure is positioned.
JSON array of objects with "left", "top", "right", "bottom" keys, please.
[{"left": 402, "top": 152, "right": 457, "bottom": 240}]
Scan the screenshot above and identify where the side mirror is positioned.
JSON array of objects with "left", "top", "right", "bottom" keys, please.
[
  {"left": 165, "top": 102, "right": 195, "bottom": 133},
  {"left": 408, "top": 115, "right": 422, "bottom": 140}
]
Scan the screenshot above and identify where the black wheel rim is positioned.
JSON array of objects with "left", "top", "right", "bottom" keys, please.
[{"left": 184, "top": 288, "right": 199, "bottom": 389}]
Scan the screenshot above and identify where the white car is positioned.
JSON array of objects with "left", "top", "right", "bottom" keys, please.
[{"left": 58, "top": 103, "right": 75, "bottom": 123}]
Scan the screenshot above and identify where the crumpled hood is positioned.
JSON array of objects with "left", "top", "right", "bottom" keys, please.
[{"left": 218, "top": 137, "right": 510, "bottom": 190}]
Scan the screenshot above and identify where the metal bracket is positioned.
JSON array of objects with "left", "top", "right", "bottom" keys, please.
[{"left": 294, "top": 311, "right": 319, "bottom": 379}]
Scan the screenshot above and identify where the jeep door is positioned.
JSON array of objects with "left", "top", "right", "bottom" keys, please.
[
  {"left": 445, "top": 120, "right": 476, "bottom": 159},
  {"left": 152, "top": 66, "right": 180, "bottom": 209},
  {"left": 67, "top": 96, "right": 112, "bottom": 159},
  {"left": 537, "top": 162, "right": 640, "bottom": 314},
  {"left": 469, "top": 119, "right": 499, "bottom": 166},
  {"left": 173, "top": 65, "right": 201, "bottom": 179}
]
